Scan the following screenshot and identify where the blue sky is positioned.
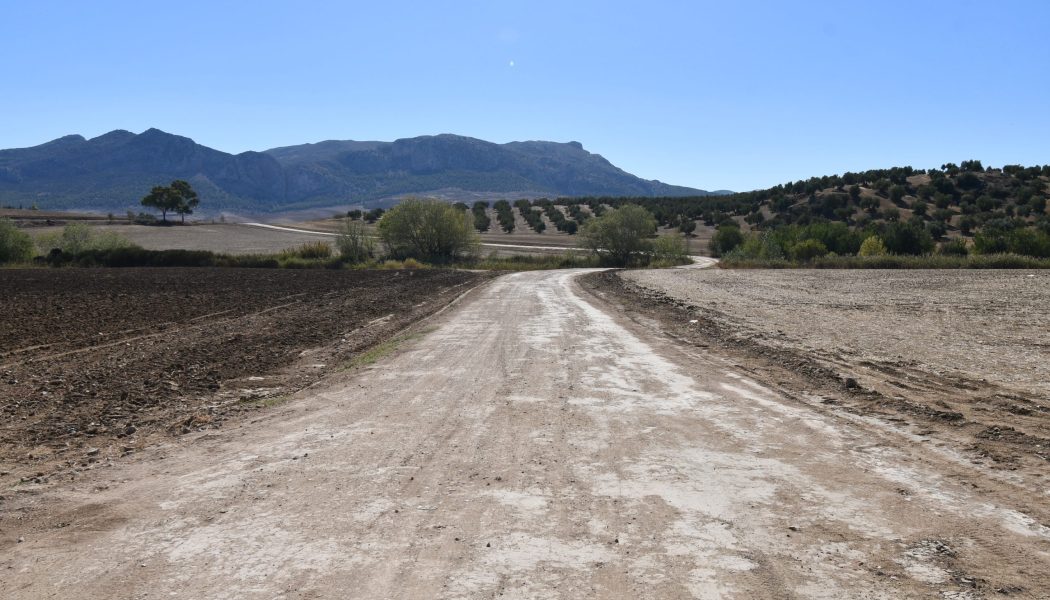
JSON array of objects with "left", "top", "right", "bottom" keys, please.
[{"left": 2, "top": 0, "right": 1048, "bottom": 192}]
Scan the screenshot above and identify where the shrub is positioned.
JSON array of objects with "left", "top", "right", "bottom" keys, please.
[
  {"left": 336, "top": 219, "right": 376, "bottom": 263},
  {"left": 36, "top": 223, "right": 137, "bottom": 255},
  {"left": 858, "top": 235, "right": 888, "bottom": 257},
  {"left": 790, "top": 238, "right": 829, "bottom": 261},
  {"left": 650, "top": 234, "right": 689, "bottom": 266},
  {"left": 0, "top": 218, "right": 34, "bottom": 263},
  {"left": 47, "top": 247, "right": 217, "bottom": 267},
  {"left": 378, "top": 198, "right": 480, "bottom": 262},
  {"left": 280, "top": 241, "right": 333, "bottom": 260},
  {"left": 1005, "top": 228, "right": 1050, "bottom": 257},
  {"left": 719, "top": 253, "right": 1050, "bottom": 270},
  {"left": 880, "top": 222, "right": 935, "bottom": 255},
  {"left": 974, "top": 227, "right": 1050, "bottom": 257},
  {"left": 709, "top": 224, "right": 744, "bottom": 257},
  {"left": 579, "top": 204, "right": 657, "bottom": 266},
  {"left": 938, "top": 238, "right": 969, "bottom": 256}
]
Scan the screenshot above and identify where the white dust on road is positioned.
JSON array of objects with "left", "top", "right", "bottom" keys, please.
[{"left": 3, "top": 269, "right": 1048, "bottom": 599}]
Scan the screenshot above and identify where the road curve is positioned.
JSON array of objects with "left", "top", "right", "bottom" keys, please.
[
  {"left": 239, "top": 222, "right": 583, "bottom": 253},
  {"left": 3, "top": 270, "right": 1046, "bottom": 598}
]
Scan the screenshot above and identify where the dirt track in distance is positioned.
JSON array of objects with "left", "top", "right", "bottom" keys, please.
[{"left": 2, "top": 269, "right": 1048, "bottom": 599}]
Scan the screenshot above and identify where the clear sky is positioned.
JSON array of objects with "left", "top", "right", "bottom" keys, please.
[{"left": 2, "top": 0, "right": 1048, "bottom": 192}]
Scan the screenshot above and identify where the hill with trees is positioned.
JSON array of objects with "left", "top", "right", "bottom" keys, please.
[
  {"left": 541, "top": 161, "right": 1050, "bottom": 259},
  {"left": 0, "top": 130, "right": 714, "bottom": 214}
]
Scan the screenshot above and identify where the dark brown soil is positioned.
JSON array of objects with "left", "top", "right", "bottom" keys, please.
[{"left": 0, "top": 268, "right": 488, "bottom": 483}]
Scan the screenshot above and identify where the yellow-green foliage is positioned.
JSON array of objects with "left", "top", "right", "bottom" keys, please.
[
  {"left": 376, "top": 258, "right": 427, "bottom": 270},
  {"left": 858, "top": 235, "right": 889, "bottom": 257}
]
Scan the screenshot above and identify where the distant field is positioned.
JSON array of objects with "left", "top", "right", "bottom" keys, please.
[
  {"left": 624, "top": 269, "right": 1050, "bottom": 398},
  {"left": 18, "top": 210, "right": 713, "bottom": 257},
  {"left": 25, "top": 223, "right": 336, "bottom": 255}
]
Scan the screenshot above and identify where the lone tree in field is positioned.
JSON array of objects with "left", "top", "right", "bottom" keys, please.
[
  {"left": 578, "top": 204, "right": 657, "bottom": 267},
  {"left": 378, "top": 198, "right": 479, "bottom": 262},
  {"left": 141, "top": 180, "right": 199, "bottom": 223}
]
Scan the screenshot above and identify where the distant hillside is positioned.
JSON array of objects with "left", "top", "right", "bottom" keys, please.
[
  {"left": 693, "top": 161, "right": 1049, "bottom": 235},
  {"left": 0, "top": 129, "right": 713, "bottom": 214},
  {"left": 560, "top": 161, "right": 1050, "bottom": 255}
]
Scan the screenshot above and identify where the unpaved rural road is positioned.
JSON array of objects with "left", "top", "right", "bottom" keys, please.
[{"left": 3, "top": 270, "right": 1048, "bottom": 598}]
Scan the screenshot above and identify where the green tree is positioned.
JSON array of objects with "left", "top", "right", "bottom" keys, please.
[
  {"left": 882, "top": 207, "right": 901, "bottom": 222},
  {"left": 579, "top": 204, "right": 657, "bottom": 266},
  {"left": 364, "top": 208, "right": 385, "bottom": 223},
  {"left": 889, "top": 185, "right": 906, "bottom": 205},
  {"left": 881, "top": 222, "right": 934, "bottom": 255},
  {"left": 709, "top": 223, "right": 744, "bottom": 257},
  {"left": 141, "top": 185, "right": 178, "bottom": 222},
  {"left": 171, "top": 180, "right": 199, "bottom": 223},
  {"left": 141, "top": 179, "right": 199, "bottom": 223},
  {"left": 378, "top": 198, "right": 479, "bottom": 262},
  {"left": 0, "top": 218, "right": 34, "bottom": 263}
]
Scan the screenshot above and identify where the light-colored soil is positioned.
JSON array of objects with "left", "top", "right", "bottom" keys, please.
[
  {"left": 3, "top": 270, "right": 1048, "bottom": 598},
  {"left": 24, "top": 223, "right": 336, "bottom": 254},
  {"left": 613, "top": 267, "right": 1050, "bottom": 514},
  {"left": 621, "top": 269, "right": 1050, "bottom": 400}
]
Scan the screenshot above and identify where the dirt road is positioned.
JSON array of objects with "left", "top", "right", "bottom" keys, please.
[{"left": 3, "top": 270, "right": 1048, "bottom": 598}]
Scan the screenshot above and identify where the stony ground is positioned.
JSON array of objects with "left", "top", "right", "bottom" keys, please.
[
  {"left": 3, "top": 269, "right": 1048, "bottom": 599},
  {"left": 610, "top": 267, "right": 1050, "bottom": 493}
]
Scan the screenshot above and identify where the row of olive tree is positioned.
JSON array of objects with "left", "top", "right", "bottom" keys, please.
[{"left": 339, "top": 199, "right": 686, "bottom": 267}]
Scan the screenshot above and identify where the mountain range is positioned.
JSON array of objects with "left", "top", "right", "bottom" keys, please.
[{"left": 0, "top": 129, "right": 722, "bottom": 215}]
